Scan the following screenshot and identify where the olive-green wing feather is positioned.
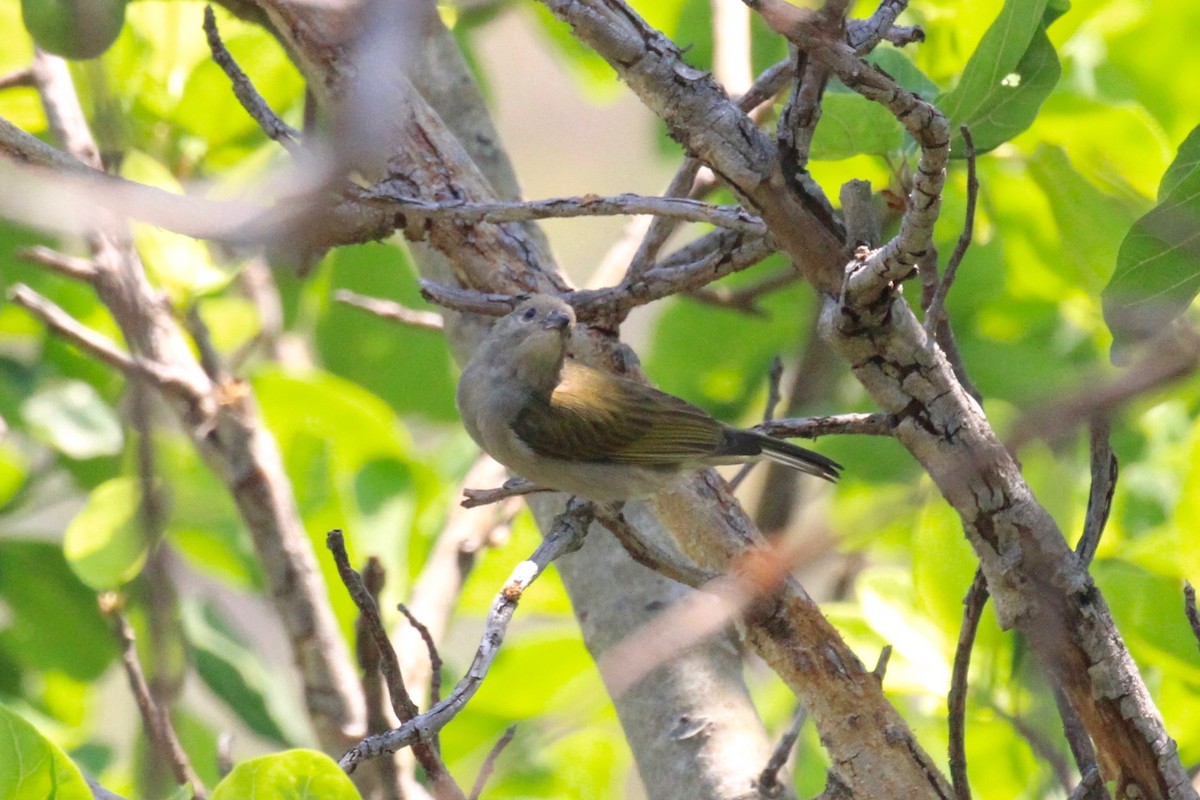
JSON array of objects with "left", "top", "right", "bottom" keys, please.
[{"left": 512, "top": 361, "right": 723, "bottom": 464}]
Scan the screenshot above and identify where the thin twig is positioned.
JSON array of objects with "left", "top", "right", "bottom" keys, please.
[
  {"left": 730, "top": 357, "right": 786, "bottom": 490},
  {"left": 756, "top": 412, "right": 894, "bottom": 439},
  {"left": 925, "top": 125, "right": 978, "bottom": 332},
  {"left": 1076, "top": 417, "right": 1117, "bottom": 566},
  {"left": 18, "top": 245, "right": 98, "bottom": 281},
  {"left": 397, "top": 604, "right": 444, "bottom": 708},
  {"left": 363, "top": 189, "right": 767, "bottom": 235},
  {"left": 202, "top": 5, "right": 301, "bottom": 153},
  {"left": 594, "top": 506, "right": 716, "bottom": 589},
  {"left": 100, "top": 596, "right": 207, "bottom": 799},
  {"left": 467, "top": 726, "right": 517, "bottom": 800},
  {"left": 327, "top": 531, "right": 460, "bottom": 794},
  {"left": 8, "top": 284, "right": 201, "bottom": 397},
  {"left": 1008, "top": 327, "right": 1200, "bottom": 450},
  {"left": 989, "top": 703, "right": 1074, "bottom": 792},
  {"left": 418, "top": 281, "right": 521, "bottom": 317},
  {"left": 846, "top": 0, "right": 920, "bottom": 54},
  {"left": 1051, "top": 686, "right": 1102, "bottom": 799},
  {"left": 686, "top": 268, "right": 800, "bottom": 316},
  {"left": 339, "top": 500, "right": 594, "bottom": 773},
  {"left": 462, "top": 477, "right": 548, "bottom": 509},
  {"left": 756, "top": 704, "right": 807, "bottom": 798},
  {"left": 328, "top": 535, "right": 416, "bottom": 722},
  {"left": 185, "top": 303, "right": 229, "bottom": 384},
  {"left": 335, "top": 289, "right": 444, "bottom": 331},
  {"left": 872, "top": 644, "right": 893, "bottom": 682},
  {"left": 357, "top": 558, "right": 405, "bottom": 800},
  {"left": 0, "top": 66, "right": 34, "bottom": 90},
  {"left": 1185, "top": 582, "right": 1200, "bottom": 655},
  {"left": 1067, "top": 767, "right": 1104, "bottom": 800},
  {"left": 948, "top": 569, "right": 988, "bottom": 800}
]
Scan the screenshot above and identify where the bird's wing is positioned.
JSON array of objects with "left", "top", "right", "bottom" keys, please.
[{"left": 512, "top": 361, "right": 723, "bottom": 464}]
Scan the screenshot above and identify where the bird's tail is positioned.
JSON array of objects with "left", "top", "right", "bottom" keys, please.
[{"left": 745, "top": 432, "right": 843, "bottom": 482}]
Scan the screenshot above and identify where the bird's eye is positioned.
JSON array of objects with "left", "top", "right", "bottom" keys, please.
[{"left": 521, "top": 307, "right": 538, "bottom": 322}]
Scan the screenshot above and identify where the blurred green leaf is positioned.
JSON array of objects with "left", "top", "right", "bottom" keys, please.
[
  {"left": 646, "top": 270, "right": 815, "bottom": 422},
  {"left": 1102, "top": 125, "right": 1200, "bottom": 356},
  {"left": 0, "top": 703, "right": 93, "bottom": 800},
  {"left": 810, "top": 94, "right": 904, "bottom": 161},
  {"left": 210, "top": 750, "right": 361, "bottom": 800},
  {"left": 182, "top": 600, "right": 296, "bottom": 746},
  {"left": 63, "top": 476, "right": 148, "bottom": 590},
  {"left": 21, "top": 379, "right": 123, "bottom": 459},
  {"left": 938, "top": 0, "right": 1061, "bottom": 155},
  {"left": 0, "top": 442, "right": 29, "bottom": 510},
  {"left": 318, "top": 242, "right": 457, "bottom": 421},
  {"left": 0, "top": 540, "right": 115, "bottom": 681}
]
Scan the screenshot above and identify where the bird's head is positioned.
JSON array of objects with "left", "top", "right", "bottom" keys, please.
[{"left": 488, "top": 295, "right": 575, "bottom": 392}]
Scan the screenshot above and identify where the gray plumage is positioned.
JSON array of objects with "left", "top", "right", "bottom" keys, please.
[{"left": 456, "top": 295, "right": 841, "bottom": 502}]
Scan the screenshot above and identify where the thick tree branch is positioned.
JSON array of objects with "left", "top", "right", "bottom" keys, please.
[{"left": 22, "top": 50, "right": 365, "bottom": 750}]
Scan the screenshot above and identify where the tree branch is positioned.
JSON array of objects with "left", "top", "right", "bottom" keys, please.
[{"left": 339, "top": 500, "right": 594, "bottom": 772}]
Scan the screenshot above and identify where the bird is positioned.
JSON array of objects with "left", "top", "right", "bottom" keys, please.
[{"left": 456, "top": 294, "right": 842, "bottom": 503}]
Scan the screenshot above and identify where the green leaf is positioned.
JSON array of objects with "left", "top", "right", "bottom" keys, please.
[
  {"left": 810, "top": 93, "right": 904, "bottom": 161},
  {"left": 1102, "top": 125, "right": 1200, "bottom": 357},
  {"left": 0, "top": 703, "right": 93, "bottom": 800},
  {"left": 182, "top": 600, "right": 297, "bottom": 746},
  {"left": 937, "top": 0, "right": 1061, "bottom": 155},
  {"left": 63, "top": 476, "right": 149, "bottom": 590},
  {"left": 0, "top": 442, "right": 29, "bottom": 509},
  {"left": 210, "top": 750, "right": 362, "bottom": 800},
  {"left": 0, "top": 541, "right": 116, "bottom": 681},
  {"left": 21, "top": 380, "right": 123, "bottom": 459},
  {"left": 1026, "top": 144, "right": 1140, "bottom": 294},
  {"left": 120, "top": 150, "right": 233, "bottom": 300}
]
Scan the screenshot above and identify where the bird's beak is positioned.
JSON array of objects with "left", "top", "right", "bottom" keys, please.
[{"left": 542, "top": 310, "right": 572, "bottom": 332}]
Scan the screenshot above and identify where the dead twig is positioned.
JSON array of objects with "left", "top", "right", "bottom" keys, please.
[
  {"left": 339, "top": 500, "right": 594, "bottom": 773},
  {"left": 202, "top": 5, "right": 301, "bottom": 153},
  {"left": 100, "top": 596, "right": 207, "bottom": 799},
  {"left": 335, "top": 289, "right": 445, "bottom": 331},
  {"left": 467, "top": 726, "right": 517, "bottom": 800}
]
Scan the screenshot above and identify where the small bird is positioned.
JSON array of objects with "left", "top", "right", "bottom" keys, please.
[{"left": 456, "top": 295, "right": 842, "bottom": 502}]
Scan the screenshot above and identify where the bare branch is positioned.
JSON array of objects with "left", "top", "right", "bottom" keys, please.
[
  {"left": 948, "top": 569, "right": 987, "bottom": 800},
  {"left": 686, "top": 268, "right": 800, "bottom": 316},
  {"left": 468, "top": 726, "right": 517, "bottom": 800},
  {"left": 756, "top": 412, "right": 894, "bottom": 439},
  {"left": 8, "top": 284, "right": 200, "bottom": 396},
  {"left": 730, "top": 357, "right": 786, "bottom": 490},
  {"left": 396, "top": 604, "right": 444, "bottom": 707},
  {"left": 1077, "top": 417, "right": 1117, "bottom": 566},
  {"left": 362, "top": 189, "right": 768, "bottom": 235},
  {"left": 418, "top": 281, "right": 521, "bottom": 317},
  {"left": 203, "top": 5, "right": 302, "bottom": 153},
  {"left": 356, "top": 558, "right": 405, "bottom": 800},
  {"left": 339, "top": 500, "right": 594, "bottom": 773},
  {"left": 846, "top": 0, "right": 922, "bottom": 53},
  {"left": 594, "top": 506, "right": 717, "bottom": 590},
  {"left": 756, "top": 704, "right": 807, "bottom": 798},
  {"left": 461, "top": 477, "right": 549, "bottom": 509},
  {"left": 925, "top": 125, "right": 978, "bottom": 333},
  {"left": 18, "top": 245, "right": 98, "bottom": 281},
  {"left": 873, "top": 644, "right": 893, "bottom": 682},
  {"left": 1185, "top": 583, "right": 1200, "bottom": 656},
  {"left": 327, "top": 530, "right": 460, "bottom": 792},
  {"left": 572, "top": 231, "right": 777, "bottom": 321},
  {"left": 335, "top": 289, "right": 445, "bottom": 331},
  {"left": 0, "top": 66, "right": 34, "bottom": 90},
  {"left": 100, "top": 596, "right": 207, "bottom": 799},
  {"left": 1009, "top": 328, "right": 1200, "bottom": 450}
]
